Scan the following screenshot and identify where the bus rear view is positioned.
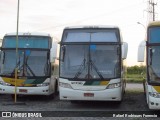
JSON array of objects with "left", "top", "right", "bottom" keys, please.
[{"left": 59, "top": 26, "right": 128, "bottom": 102}]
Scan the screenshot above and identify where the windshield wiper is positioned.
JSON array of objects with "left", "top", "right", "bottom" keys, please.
[
  {"left": 74, "top": 58, "right": 86, "bottom": 79},
  {"left": 74, "top": 59, "right": 104, "bottom": 80},
  {"left": 89, "top": 59, "right": 104, "bottom": 80},
  {"left": 23, "top": 56, "right": 36, "bottom": 77},
  {"left": 11, "top": 57, "right": 22, "bottom": 76},
  {"left": 10, "top": 52, "right": 36, "bottom": 77}
]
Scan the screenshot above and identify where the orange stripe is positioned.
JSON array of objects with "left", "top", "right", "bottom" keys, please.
[
  {"left": 100, "top": 81, "right": 109, "bottom": 85},
  {"left": 2, "top": 77, "right": 33, "bottom": 87},
  {"left": 153, "top": 86, "right": 160, "bottom": 93}
]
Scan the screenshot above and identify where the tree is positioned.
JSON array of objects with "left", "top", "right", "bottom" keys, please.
[{"left": 127, "top": 65, "right": 146, "bottom": 74}]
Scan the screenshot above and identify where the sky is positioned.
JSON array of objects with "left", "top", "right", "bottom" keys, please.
[{"left": 0, "top": 0, "right": 160, "bottom": 66}]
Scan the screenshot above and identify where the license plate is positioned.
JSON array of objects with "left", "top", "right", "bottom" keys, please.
[
  {"left": 84, "top": 93, "right": 94, "bottom": 97},
  {"left": 19, "top": 89, "right": 28, "bottom": 93}
]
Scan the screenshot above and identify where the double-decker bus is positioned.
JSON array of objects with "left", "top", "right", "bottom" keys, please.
[
  {"left": 59, "top": 26, "right": 128, "bottom": 102},
  {"left": 138, "top": 21, "right": 160, "bottom": 109},
  {"left": 0, "top": 32, "right": 58, "bottom": 97}
]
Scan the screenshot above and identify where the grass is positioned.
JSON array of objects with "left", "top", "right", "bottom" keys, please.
[
  {"left": 126, "top": 74, "right": 146, "bottom": 83},
  {"left": 125, "top": 90, "right": 144, "bottom": 93}
]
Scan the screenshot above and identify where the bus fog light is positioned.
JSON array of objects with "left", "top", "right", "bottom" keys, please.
[
  {"left": 59, "top": 82, "right": 72, "bottom": 89},
  {"left": 149, "top": 92, "right": 160, "bottom": 98},
  {"left": 37, "top": 83, "right": 49, "bottom": 87},
  {"left": 0, "top": 81, "right": 11, "bottom": 86},
  {"left": 107, "top": 83, "right": 121, "bottom": 89}
]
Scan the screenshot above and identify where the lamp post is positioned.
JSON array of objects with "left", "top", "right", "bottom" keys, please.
[
  {"left": 137, "top": 22, "right": 146, "bottom": 30},
  {"left": 14, "top": 0, "right": 20, "bottom": 103},
  {"left": 2, "top": 0, "right": 25, "bottom": 106}
]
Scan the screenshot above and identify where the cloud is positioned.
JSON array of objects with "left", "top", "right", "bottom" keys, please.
[
  {"left": 0, "top": 0, "right": 150, "bottom": 66},
  {"left": 0, "top": 0, "right": 17, "bottom": 15}
]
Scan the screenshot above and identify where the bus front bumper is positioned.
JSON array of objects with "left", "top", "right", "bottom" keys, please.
[
  {"left": 0, "top": 85, "right": 51, "bottom": 95},
  {"left": 59, "top": 87, "right": 122, "bottom": 101},
  {"left": 148, "top": 96, "right": 160, "bottom": 110}
]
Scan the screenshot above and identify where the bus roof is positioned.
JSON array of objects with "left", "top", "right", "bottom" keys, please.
[
  {"left": 148, "top": 21, "right": 160, "bottom": 27},
  {"left": 64, "top": 25, "right": 119, "bottom": 30},
  {"left": 4, "top": 32, "right": 51, "bottom": 37}
]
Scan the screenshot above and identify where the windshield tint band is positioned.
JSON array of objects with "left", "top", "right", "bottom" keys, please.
[
  {"left": 62, "top": 29, "right": 120, "bottom": 43},
  {"left": 2, "top": 36, "right": 51, "bottom": 49},
  {"left": 148, "top": 27, "right": 160, "bottom": 43}
]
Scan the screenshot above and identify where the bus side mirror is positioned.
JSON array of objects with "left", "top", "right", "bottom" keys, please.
[
  {"left": 149, "top": 48, "right": 153, "bottom": 65},
  {"left": 137, "top": 41, "right": 146, "bottom": 62},
  {"left": 122, "top": 42, "right": 128, "bottom": 59},
  {"left": 50, "top": 42, "right": 58, "bottom": 63},
  {"left": 61, "top": 45, "right": 66, "bottom": 62}
]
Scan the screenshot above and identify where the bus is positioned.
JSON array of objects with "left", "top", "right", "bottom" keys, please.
[
  {"left": 59, "top": 26, "right": 128, "bottom": 102},
  {"left": 138, "top": 21, "right": 160, "bottom": 109},
  {"left": 0, "top": 32, "right": 58, "bottom": 97}
]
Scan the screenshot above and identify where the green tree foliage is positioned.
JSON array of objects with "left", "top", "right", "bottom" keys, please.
[{"left": 127, "top": 65, "right": 146, "bottom": 74}]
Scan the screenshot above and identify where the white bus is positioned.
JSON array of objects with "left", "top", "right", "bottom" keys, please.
[
  {"left": 59, "top": 26, "right": 128, "bottom": 102},
  {"left": 138, "top": 21, "right": 160, "bottom": 109},
  {"left": 0, "top": 32, "right": 58, "bottom": 97}
]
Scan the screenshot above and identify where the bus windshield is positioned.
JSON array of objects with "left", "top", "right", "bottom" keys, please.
[
  {"left": 60, "top": 44, "right": 120, "bottom": 80},
  {"left": 148, "top": 46, "right": 160, "bottom": 82},
  {"left": 0, "top": 50, "right": 50, "bottom": 78},
  {"left": 148, "top": 27, "right": 160, "bottom": 83}
]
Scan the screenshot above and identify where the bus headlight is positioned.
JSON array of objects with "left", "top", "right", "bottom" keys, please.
[
  {"left": 0, "top": 81, "right": 11, "bottom": 86},
  {"left": 107, "top": 83, "right": 121, "bottom": 89},
  {"left": 149, "top": 92, "right": 160, "bottom": 98},
  {"left": 59, "top": 82, "right": 72, "bottom": 89},
  {"left": 36, "top": 83, "right": 49, "bottom": 87}
]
